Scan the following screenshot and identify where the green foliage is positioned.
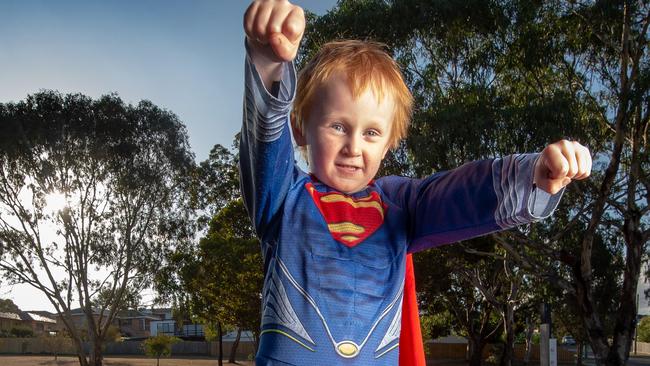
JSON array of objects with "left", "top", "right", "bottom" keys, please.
[
  {"left": 0, "top": 90, "right": 195, "bottom": 365},
  {"left": 637, "top": 317, "right": 650, "bottom": 342},
  {"left": 155, "top": 143, "right": 262, "bottom": 353},
  {"left": 0, "top": 298, "right": 20, "bottom": 313},
  {"left": 194, "top": 143, "right": 240, "bottom": 228},
  {"left": 190, "top": 198, "right": 262, "bottom": 334},
  {"left": 304, "top": 1, "right": 650, "bottom": 364},
  {"left": 92, "top": 285, "right": 142, "bottom": 314},
  {"left": 105, "top": 325, "right": 122, "bottom": 343},
  {"left": 143, "top": 334, "right": 180, "bottom": 361},
  {"left": 10, "top": 326, "right": 34, "bottom": 338},
  {"left": 420, "top": 311, "right": 453, "bottom": 341}
]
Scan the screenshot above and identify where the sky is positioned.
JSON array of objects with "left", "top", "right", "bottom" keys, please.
[{"left": 0, "top": 0, "right": 336, "bottom": 312}]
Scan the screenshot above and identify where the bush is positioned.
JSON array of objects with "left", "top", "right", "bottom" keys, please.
[
  {"left": 10, "top": 326, "right": 34, "bottom": 338},
  {"left": 143, "top": 334, "right": 180, "bottom": 366},
  {"left": 637, "top": 316, "right": 650, "bottom": 342}
]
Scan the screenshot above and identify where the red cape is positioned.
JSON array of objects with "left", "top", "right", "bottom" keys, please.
[{"left": 399, "top": 254, "right": 426, "bottom": 366}]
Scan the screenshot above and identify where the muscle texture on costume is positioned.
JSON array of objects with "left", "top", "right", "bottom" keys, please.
[{"left": 239, "top": 50, "right": 563, "bottom": 366}]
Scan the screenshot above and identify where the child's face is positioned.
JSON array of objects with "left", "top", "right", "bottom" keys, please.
[{"left": 295, "top": 73, "right": 395, "bottom": 194}]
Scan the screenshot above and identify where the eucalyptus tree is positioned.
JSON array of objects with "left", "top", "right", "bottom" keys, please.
[
  {"left": 0, "top": 91, "right": 195, "bottom": 366},
  {"left": 155, "top": 144, "right": 262, "bottom": 365},
  {"left": 415, "top": 240, "right": 504, "bottom": 366},
  {"left": 301, "top": 1, "right": 649, "bottom": 365}
]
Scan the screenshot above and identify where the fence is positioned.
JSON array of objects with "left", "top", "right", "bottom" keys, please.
[
  {"left": 632, "top": 341, "right": 650, "bottom": 355},
  {"left": 0, "top": 338, "right": 256, "bottom": 360},
  {"left": 424, "top": 343, "right": 576, "bottom": 363},
  {"left": 5, "top": 338, "right": 650, "bottom": 362}
]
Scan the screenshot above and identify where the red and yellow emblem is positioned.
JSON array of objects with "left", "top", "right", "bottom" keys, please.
[{"left": 306, "top": 182, "right": 386, "bottom": 247}]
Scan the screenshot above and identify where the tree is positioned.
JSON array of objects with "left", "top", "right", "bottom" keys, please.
[
  {"left": 636, "top": 316, "right": 650, "bottom": 343},
  {"left": 415, "top": 241, "right": 504, "bottom": 366},
  {"left": 194, "top": 143, "right": 240, "bottom": 228},
  {"left": 192, "top": 199, "right": 262, "bottom": 361},
  {"left": 143, "top": 334, "right": 180, "bottom": 366},
  {"left": 304, "top": 1, "right": 649, "bottom": 365},
  {"left": 155, "top": 143, "right": 261, "bottom": 365},
  {"left": 0, "top": 91, "right": 195, "bottom": 366},
  {"left": 0, "top": 298, "right": 20, "bottom": 313}
]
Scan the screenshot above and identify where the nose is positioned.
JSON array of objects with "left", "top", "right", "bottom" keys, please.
[{"left": 343, "top": 134, "right": 362, "bottom": 156}]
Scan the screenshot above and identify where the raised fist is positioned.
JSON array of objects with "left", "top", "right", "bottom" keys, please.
[
  {"left": 244, "top": 0, "right": 305, "bottom": 63},
  {"left": 534, "top": 140, "right": 592, "bottom": 194}
]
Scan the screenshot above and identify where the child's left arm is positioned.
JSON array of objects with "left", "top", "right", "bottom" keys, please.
[
  {"left": 534, "top": 139, "right": 592, "bottom": 195},
  {"left": 376, "top": 139, "right": 592, "bottom": 254}
]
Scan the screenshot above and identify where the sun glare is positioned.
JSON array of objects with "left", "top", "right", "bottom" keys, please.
[{"left": 44, "top": 192, "right": 68, "bottom": 213}]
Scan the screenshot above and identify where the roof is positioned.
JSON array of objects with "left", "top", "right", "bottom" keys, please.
[
  {"left": 24, "top": 312, "right": 57, "bottom": 323},
  {"left": 0, "top": 311, "right": 21, "bottom": 321},
  {"left": 28, "top": 310, "right": 58, "bottom": 318},
  {"left": 117, "top": 309, "right": 162, "bottom": 320}
]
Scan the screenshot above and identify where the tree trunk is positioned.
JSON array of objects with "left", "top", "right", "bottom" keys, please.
[
  {"left": 228, "top": 327, "right": 242, "bottom": 363},
  {"left": 72, "top": 335, "right": 89, "bottom": 366},
  {"left": 217, "top": 321, "right": 223, "bottom": 366},
  {"left": 574, "top": 219, "right": 643, "bottom": 366},
  {"left": 576, "top": 340, "right": 583, "bottom": 366},
  {"left": 500, "top": 307, "right": 515, "bottom": 366},
  {"left": 468, "top": 336, "right": 485, "bottom": 366},
  {"left": 604, "top": 218, "right": 643, "bottom": 366},
  {"left": 523, "top": 318, "right": 534, "bottom": 366},
  {"left": 252, "top": 331, "right": 260, "bottom": 357},
  {"left": 90, "top": 336, "right": 103, "bottom": 366}
]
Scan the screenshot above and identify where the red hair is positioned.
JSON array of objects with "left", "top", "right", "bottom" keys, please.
[{"left": 293, "top": 40, "right": 413, "bottom": 150}]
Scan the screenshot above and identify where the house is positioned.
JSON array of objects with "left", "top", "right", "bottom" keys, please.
[
  {"left": 52, "top": 307, "right": 121, "bottom": 336},
  {"left": 116, "top": 309, "right": 162, "bottom": 338},
  {"left": 0, "top": 311, "right": 58, "bottom": 336},
  {"left": 145, "top": 308, "right": 204, "bottom": 339},
  {"left": 20, "top": 312, "right": 58, "bottom": 335},
  {"left": 0, "top": 312, "right": 22, "bottom": 334},
  {"left": 8, "top": 307, "right": 206, "bottom": 340}
]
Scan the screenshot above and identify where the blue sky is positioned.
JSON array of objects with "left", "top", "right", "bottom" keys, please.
[
  {"left": 0, "top": 0, "right": 335, "bottom": 162},
  {"left": 0, "top": 0, "right": 336, "bottom": 312}
]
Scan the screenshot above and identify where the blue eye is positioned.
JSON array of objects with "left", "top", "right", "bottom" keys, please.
[
  {"left": 331, "top": 123, "right": 345, "bottom": 132},
  {"left": 366, "top": 129, "right": 380, "bottom": 137}
]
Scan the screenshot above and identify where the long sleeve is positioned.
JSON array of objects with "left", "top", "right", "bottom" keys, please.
[
  {"left": 377, "top": 153, "right": 563, "bottom": 253},
  {"left": 239, "top": 46, "right": 297, "bottom": 240}
]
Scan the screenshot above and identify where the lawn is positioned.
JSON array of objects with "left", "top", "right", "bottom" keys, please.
[{"left": 0, "top": 355, "right": 255, "bottom": 366}]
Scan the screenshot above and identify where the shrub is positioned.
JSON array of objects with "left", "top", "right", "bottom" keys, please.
[
  {"left": 10, "top": 326, "right": 34, "bottom": 338},
  {"left": 143, "top": 334, "right": 180, "bottom": 366},
  {"left": 637, "top": 316, "right": 650, "bottom": 342}
]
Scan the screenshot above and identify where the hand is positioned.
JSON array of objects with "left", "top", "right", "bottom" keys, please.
[
  {"left": 534, "top": 140, "right": 592, "bottom": 194},
  {"left": 244, "top": 0, "right": 305, "bottom": 63}
]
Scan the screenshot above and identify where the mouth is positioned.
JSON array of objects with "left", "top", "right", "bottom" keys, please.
[{"left": 335, "top": 163, "right": 362, "bottom": 173}]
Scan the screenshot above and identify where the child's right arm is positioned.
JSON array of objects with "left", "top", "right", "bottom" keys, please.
[
  {"left": 243, "top": 0, "right": 305, "bottom": 91},
  {"left": 239, "top": 0, "right": 304, "bottom": 239}
]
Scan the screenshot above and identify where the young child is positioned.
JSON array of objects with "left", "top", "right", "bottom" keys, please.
[{"left": 239, "top": 1, "right": 592, "bottom": 365}]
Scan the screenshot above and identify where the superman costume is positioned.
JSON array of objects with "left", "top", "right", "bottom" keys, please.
[{"left": 239, "top": 48, "right": 562, "bottom": 365}]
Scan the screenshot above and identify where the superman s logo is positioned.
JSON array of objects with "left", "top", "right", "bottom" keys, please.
[{"left": 306, "top": 183, "right": 386, "bottom": 247}]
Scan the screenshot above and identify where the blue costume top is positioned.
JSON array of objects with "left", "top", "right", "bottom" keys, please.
[{"left": 239, "top": 50, "right": 562, "bottom": 365}]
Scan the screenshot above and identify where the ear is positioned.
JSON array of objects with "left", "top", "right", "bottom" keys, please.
[{"left": 292, "top": 119, "right": 307, "bottom": 146}]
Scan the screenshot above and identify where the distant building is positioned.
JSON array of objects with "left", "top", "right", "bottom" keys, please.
[
  {"left": 0, "top": 311, "right": 57, "bottom": 336},
  {"left": 116, "top": 309, "right": 163, "bottom": 338},
  {"left": 145, "top": 308, "right": 204, "bottom": 339},
  {"left": 20, "top": 312, "right": 58, "bottom": 335},
  {"left": 0, "top": 312, "right": 22, "bottom": 334},
  {"left": 2, "top": 306, "right": 206, "bottom": 340}
]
